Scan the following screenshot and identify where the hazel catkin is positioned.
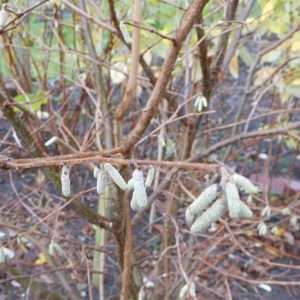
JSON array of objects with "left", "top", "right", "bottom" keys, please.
[
  {"left": 127, "top": 178, "right": 134, "bottom": 191},
  {"left": 238, "top": 201, "right": 253, "bottom": 218},
  {"left": 185, "top": 207, "right": 196, "bottom": 226},
  {"left": 130, "top": 192, "right": 140, "bottom": 211},
  {"left": 232, "top": 173, "right": 260, "bottom": 194},
  {"left": 96, "top": 169, "right": 107, "bottom": 195},
  {"left": 186, "top": 184, "right": 220, "bottom": 219},
  {"left": 93, "top": 166, "right": 100, "bottom": 178},
  {"left": 103, "top": 163, "right": 128, "bottom": 190},
  {"left": 0, "top": 5, "right": 8, "bottom": 28},
  {"left": 131, "top": 168, "right": 148, "bottom": 210},
  {"left": 61, "top": 165, "right": 70, "bottom": 197},
  {"left": 190, "top": 199, "right": 226, "bottom": 233},
  {"left": 145, "top": 166, "right": 155, "bottom": 188},
  {"left": 224, "top": 182, "right": 241, "bottom": 218}
]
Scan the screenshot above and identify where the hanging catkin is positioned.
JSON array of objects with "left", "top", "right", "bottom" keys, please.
[
  {"left": 238, "top": 201, "right": 253, "bottom": 218},
  {"left": 185, "top": 209, "right": 196, "bottom": 226},
  {"left": 127, "top": 178, "right": 134, "bottom": 191},
  {"left": 130, "top": 193, "right": 140, "bottom": 211},
  {"left": 96, "top": 169, "right": 107, "bottom": 195},
  {"left": 132, "top": 168, "right": 148, "bottom": 210},
  {"left": 232, "top": 173, "right": 259, "bottom": 194},
  {"left": 185, "top": 184, "right": 220, "bottom": 225},
  {"left": 103, "top": 163, "right": 128, "bottom": 190},
  {"left": 93, "top": 166, "right": 100, "bottom": 178},
  {"left": 224, "top": 182, "right": 242, "bottom": 218},
  {"left": 61, "top": 165, "right": 70, "bottom": 197},
  {"left": 0, "top": 5, "right": 8, "bottom": 28},
  {"left": 145, "top": 166, "right": 155, "bottom": 188},
  {"left": 190, "top": 199, "right": 226, "bottom": 233}
]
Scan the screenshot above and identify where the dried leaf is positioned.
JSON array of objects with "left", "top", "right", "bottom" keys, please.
[{"left": 229, "top": 53, "right": 239, "bottom": 79}]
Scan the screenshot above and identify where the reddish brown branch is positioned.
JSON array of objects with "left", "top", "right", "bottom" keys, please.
[{"left": 0, "top": 155, "right": 217, "bottom": 171}]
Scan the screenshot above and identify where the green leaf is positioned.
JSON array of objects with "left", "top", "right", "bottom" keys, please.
[
  {"left": 286, "top": 137, "right": 298, "bottom": 150},
  {"left": 239, "top": 47, "right": 254, "bottom": 67},
  {"left": 14, "top": 91, "right": 48, "bottom": 112}
]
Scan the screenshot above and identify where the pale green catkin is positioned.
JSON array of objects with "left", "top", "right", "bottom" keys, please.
[
  {"left": 0, "top": 5, "right": 8, "bottom": 28},
  {"left": 185, "top": 207, "right": 196, "bottom": 226},
  {"left": 93, "top": 166, "right": 100, "bottom": 178},
  {"left": 127, "top": 178, "right": 134, "bottom": 191},
  {"left": 132, "top": 169, "right": 148, "bottom": 210},
  {"left": 96, "top": 169, "right": 107, "bottom": 195},
  {"left": 257, "top": 221, "right": 267, "bottom": 236},
  {"left": 145, "top": 166, "right": 155, "bottom": 188},
  {"left": 61, "top": 166, "right": 70, "bottom": 197},
  {"left": 103, "top": 163, "right": 128, "bottom": 190},
  {"left": 130, "top": 192, "right": 139, "bottom": 211},
  {"left": 44, "top": 136, "right": 58, "bottom": 147},
  {"left": 238, "top": 201, "right": 253, "bottom": 218},
  {"left": 225, "top": 182, "right": 241, "bottom": 218},
  {"left": 232, "top": 173, "right": 260, "bottom": 194},
  {"left": 187, "top": 184, "right": 219, "bottom": 216},
  {"left": 190, "top": 199, "right": 226, "bottom": 233}
]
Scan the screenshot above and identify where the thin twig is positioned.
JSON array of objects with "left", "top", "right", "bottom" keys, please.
[
  {"left": 124, "top": 21, "right": 176, "bottom": 43},
  {"left": 0, "top": 0, "right": 50, "bottom": 34}
]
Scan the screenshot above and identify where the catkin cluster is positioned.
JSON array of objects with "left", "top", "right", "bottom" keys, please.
[
  {"left": 127, "top": 167, "right": 155, "bottom": 211},
  {"left": 94, "top": 164, "right": 155, "bottom": 212},
  {"left": 93, "top": 163, "right": 128, "bottom": 194},
  {"left": 60, "top": 163, "right": 155, "bottom": 206},
  {"left": 186, "top": 167, "right": 260, "bottom": 233}
]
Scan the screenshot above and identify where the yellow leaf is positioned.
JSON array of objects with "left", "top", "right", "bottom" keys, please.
[
  {"left": 35, "top": 253, "right": 47, "bottom": 266},
  {"left": 19, "top": 244, "right": 28, "bottom": 254},
  {"left": 254, "top": 67, "right": 274, "bottom": 87},
  {"left": 229, "top": 53, "right": 239, "bottom": 79},
  {"left": 290, "top": 78, "right": 300, "bottom": 86},
  {"left": 265, "top": 245, "right": 280, "bottom": 256},
  {"left": 261, "top": 2, "right": 275, "bottom": 21},
  {"left": 274, "top": 227, "right": 286, "bottom": 237},
  {"left": 245, "top": 229, "right": 254, "bottom": 237},
  {"left": 291, "top": 41, "right": 300, "bottom": 52}
]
